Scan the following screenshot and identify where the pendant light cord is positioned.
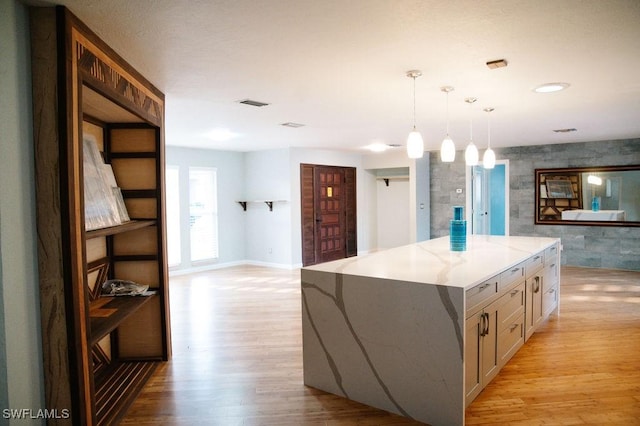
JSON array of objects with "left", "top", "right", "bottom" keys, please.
[
  {"left": 412, "top": 76, "right": 417, "bottom": 130},
  {"left": 469, "top": 101, "right": 473, "bottom": 142},
  {"left": 487, "top": 110, "right": 491, "bottom": 148},
  {"left": 446, "top": 91, "right": 450, "bottom": 135}
]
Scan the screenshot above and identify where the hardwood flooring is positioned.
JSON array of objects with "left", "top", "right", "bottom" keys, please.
[{"left": 121, "top": 265, "right": 640, "bottom": 425}]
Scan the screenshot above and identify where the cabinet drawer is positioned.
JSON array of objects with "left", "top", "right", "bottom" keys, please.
[
  {"left": 545, "top": 243, "right": 559, "bottom": 264},
  {"left": 497, "top": 283, "right": 525, "bottom": 331},
  {"left": 543, "top": 283, "right": 559, "bottom": 317},
  {"left": 525, "top": 252, "right": 544, "bottom": 278},
  {"left": 500, "top": 261, "right": 525, "bottom": 291},
  {"left": 497, "top": 314, "right": 525, "bottom": 367},
  {"left": 544, "top": 257, "right": 559, "bottom": 287},
  {"left": 466, "top": 277, "right": 499, "bottom": 314}
]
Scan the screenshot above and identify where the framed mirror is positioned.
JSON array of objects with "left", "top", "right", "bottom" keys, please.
[{"left": 535, "top": 165, "right": 640, "bottom": 227}]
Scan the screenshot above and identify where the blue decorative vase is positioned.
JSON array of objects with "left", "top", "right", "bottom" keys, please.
[
  {"left": 592, "top": 196, "right": 600, "bottom": 212},
  {"left": 450, "top": 206, "right": 467, "bottom": 251}
]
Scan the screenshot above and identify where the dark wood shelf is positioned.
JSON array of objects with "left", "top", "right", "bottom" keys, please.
[
  {"left": 89, "top": 294, "right": 156, "bottom": 345},
  {"left": 86, "top": 219, "right": 156, "bottom": 239},
  {"left": 94, "top": 360, "right": 159, "bottom": 426}
]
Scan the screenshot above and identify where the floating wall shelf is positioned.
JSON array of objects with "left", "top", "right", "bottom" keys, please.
[
  {"left": 376, "top": 175, "right": 410, "bottom": 186},
  {"left": 237, "top": 200, "right": 288, "bottom": 211}
]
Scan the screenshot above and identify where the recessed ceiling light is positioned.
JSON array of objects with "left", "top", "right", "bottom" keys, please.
[
  {"left": 553, "top": 128, "right": 577, "bottom": 133},
  {"left": 367, "top": 142, "right": 390, "bottom": 152},
  {"left": 534, "top": 83, "right": 570, "bottom": 93},
  {"left": 204, "top": 128, "right": 239, "bottom": 141},
  {"left": 239, "top": 99, "right": 270, "bottom": 107},
  {"left": 366, "top": 142, "right": 400, "bottom": 152},
  {"left": 281, "top": 122, "right": 304, "bottom": 128}
]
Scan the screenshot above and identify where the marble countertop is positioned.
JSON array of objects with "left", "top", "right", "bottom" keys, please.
[{"left": 303, "top": 235, "right": 559, "bottom": 290}]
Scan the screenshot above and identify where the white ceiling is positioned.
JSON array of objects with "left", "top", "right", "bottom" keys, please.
[{"left": 39, "top": 0, "right": 640, "bottom": 153}]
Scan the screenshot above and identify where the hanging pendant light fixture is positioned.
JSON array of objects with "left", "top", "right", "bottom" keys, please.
[
  {"left": 440, "top": 86, "right": 456, "bottom": 162},
  {"left": 406, "top": 70, "right": 424, "bottom": 159},
  {"left": 483, "top": 107, "right": 496, "bottom": 169},
  {"left": 464, "top": 97, "right": 478, "bottom": 166}
]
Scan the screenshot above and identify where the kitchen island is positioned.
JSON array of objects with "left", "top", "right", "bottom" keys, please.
[{"left": 301, "top": 235, "right": 560, "bottom": 425}]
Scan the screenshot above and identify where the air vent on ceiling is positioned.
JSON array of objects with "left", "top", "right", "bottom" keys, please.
[
  {"left": 239, "top": 99, "right": 270, "bottom": 107},
  {"left": 486, "top": 59, "right": 508, "bottom": 69},
  {"left": 387, "top": 144, "right": 401, "bottom": 147},
  {"left": 281, "top": 122, "right": 305, "bottom": 128},
  {"left": 553, "top": 128, "right": 577, "bottom": 133}
]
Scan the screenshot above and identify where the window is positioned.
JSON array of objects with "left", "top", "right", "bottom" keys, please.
[
  {"left": 189, "top": 167, "right": 219, "bottom": 262},
  {"left": 165, "top": 166, "right": 181, "bottom": 267}
]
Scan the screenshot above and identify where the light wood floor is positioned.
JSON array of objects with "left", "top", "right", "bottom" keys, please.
[{"left": 121, "top": 265, "right": 640, "bottom": 425}]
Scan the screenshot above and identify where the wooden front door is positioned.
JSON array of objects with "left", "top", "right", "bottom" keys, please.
[
  {"left": 315, "top": 167, "right": 346, "bottom": 263},
  {"left": 301, "top": 164, "right": 357, "bottom": 266}
]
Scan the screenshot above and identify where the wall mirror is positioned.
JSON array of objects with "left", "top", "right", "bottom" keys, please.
[{"left": 535, "top": 165, "right": 640, "bottom": 227}]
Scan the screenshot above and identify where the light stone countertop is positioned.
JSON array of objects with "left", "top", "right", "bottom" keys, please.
[{"left": 303, "top": 235, "right": 560, "bottom": 289}]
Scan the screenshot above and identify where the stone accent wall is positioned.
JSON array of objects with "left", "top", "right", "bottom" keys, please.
[{"left": 429, "top": 139, "right": 640, "bottom": 270}]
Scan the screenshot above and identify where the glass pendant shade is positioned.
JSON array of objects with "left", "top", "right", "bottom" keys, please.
[
  {"left": 405, "top": 70, "right": 423, "bottom": 159},
  {"left": 440, "top": 86, "right": 455, "bottom": 163},
  {"left": 440, "top": 136, "right": 456, "bottom": 162},
  {"left": 407, "top": 129, "right": 424, "bottom": 159},
  {"left": 483, "top": 148, "right": 496, "bottom": 169},
  {"left": 465, "top": 141, "right": 479, "bottom": 166},
  {"left": 483, "top": 107, "right": 496, "bottom": 169}
]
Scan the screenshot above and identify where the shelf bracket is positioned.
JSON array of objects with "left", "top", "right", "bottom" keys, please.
[
  {"left": 384, "top": 178, "right": 390, "bottom": 187},
  {"left": 238, "top": 201, "right": 247, "bottom": 211},
  {"left": 265, "top": 201, "right": 274, "bottom": 211}
]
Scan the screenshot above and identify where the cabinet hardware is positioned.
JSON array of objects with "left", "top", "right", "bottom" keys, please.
[
  {"left": 510, "top": 289, "right": 519, "bottom": 297},
  {"left": 479, "top": 283, "right": 492, "bottom": 291},
  {"left": 534, "top": 276, "right": 541, "bottom": 293},
  {"left": 480, "top": 312, "right": 489, "bottom": 336},
  {"left": 510, "top": 267, "right": 520, "bottom": 273},
  {"left": 510, "top": 323, "right": 519, "bottom": 332}
]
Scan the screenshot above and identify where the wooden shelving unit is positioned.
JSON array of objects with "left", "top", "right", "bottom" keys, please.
[
  {"left": 30, "top": 6, "right": 171, "bottom": 425},
  {"left": 86, "top": 220, "right": 157, "bottom": 240}
]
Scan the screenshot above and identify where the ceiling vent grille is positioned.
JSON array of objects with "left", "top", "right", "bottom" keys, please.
[
  {"left": 486, "top": 59, "right": 508, "bottom": 69},
  {"left": 281, "top": 122, "right": 305, "bottom": 128},
  {"left": 239, "top": 99, "right": 269, "bottom": 107},
  {"left": 553, "top": 128, "right": 577, "bottom": 133}
]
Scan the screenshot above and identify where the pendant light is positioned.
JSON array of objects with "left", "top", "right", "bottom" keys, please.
[
  {"left": 406, "top": 70, "right": 424, "bottom": 159},
  {"left": 464, "top": 97, "right": 478, "bottom": 166},
  {"left": 440, "top": 86, "right": 456, "bottom": 162},
  {"left": 483, "top": 107, "right": 496, "bottom": 169}
]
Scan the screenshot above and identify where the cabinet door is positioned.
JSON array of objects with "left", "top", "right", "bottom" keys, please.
[
  {"left": 525, "top": 273, "right": 543, "bottom": 341},
  {"left": 465, "top": 312, "right": 482, "bottom": 406},
  {"left": 481, "top": 299, "right": 500, "bottom": 385}
]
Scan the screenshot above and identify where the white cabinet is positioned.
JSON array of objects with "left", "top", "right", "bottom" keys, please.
[
  {"left": 543, "top": 243, "right": 560, "bottom": 317},
  {"left": 465, "top": 243, "right": 560, "bottom": 406},
  {"left": 465, "top": 297, "right": 500, "bottom": 405},
  {"left": 497, "top": 282, "right": 525, "bottom": 367},
  {"left": 525, "top": 252, "right": 545, "bottom": 341}
]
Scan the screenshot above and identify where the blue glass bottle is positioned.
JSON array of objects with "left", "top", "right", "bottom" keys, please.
[
  {"left": 450, "top": 206, "right": 467, "bottom": 251},
  {"left": 591, "top": 196, "right": 600, "bottom": 212}
]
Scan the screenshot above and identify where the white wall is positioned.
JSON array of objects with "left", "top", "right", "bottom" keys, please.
[
  {"left": 166, "top": 147, "right": 246, "bottom": 271},
  {"left": 243, "top": 149, "right": 293, "bottom": 267},
  {"left": 376, "top": 179, "right": 411, "bottom": 248},
  {"left": 0, "top": 0, "right": 45, "bottom": 416},
  {"left": 166, "top": 146, "right": 429, "bottom": 268}
]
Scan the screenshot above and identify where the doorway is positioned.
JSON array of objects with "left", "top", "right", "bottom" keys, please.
[
  {"left": 300, "top": 164, "right": 357, "bottom": 266},
  {"left": 469, "top": 162, "right": 509, "bottom": 235}
]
